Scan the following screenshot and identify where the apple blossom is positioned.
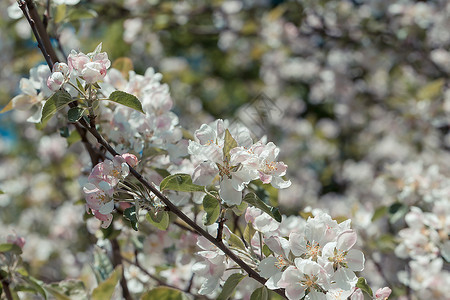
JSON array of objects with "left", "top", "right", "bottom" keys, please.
[{"left": 67, "top": 43, "right": 111, "bottom": 83}]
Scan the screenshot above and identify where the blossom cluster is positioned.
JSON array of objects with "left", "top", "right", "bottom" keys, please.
[
  {"left": 188, "top": 119, "right": 291, "bottom": 205},
  {"left": 47, "top": 43, "right": 111, "bottom": 91},
  {"left": 83, "top": 153, "right": 138, "bottom": 228}
]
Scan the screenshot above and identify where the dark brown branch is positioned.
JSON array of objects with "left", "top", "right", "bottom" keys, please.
[
  {"left": 111, "top": 238, "right": 132, "bottom": 300},
  {"left": 24, "top": 0, "right": 59, "bottom": 65},
  {"left": 0, "top": 272, "right": 13, "bottom": 300}
]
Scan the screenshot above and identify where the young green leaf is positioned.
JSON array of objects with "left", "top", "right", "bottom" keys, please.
[
  {"left": 227, "top": 233, "right": 246, "bottom": 251},
  {"left": 91, "top": 265, "right": 122, "bottom": 300},
  {"left": 107, "top": 91, "right": 144, "bottom": 113},
  {"left": 203, "top": 194, "right": 221, "bottom": 226},
  {"left": 0, "top": 243, "right": 22, "bottom": 255},
  {"left": 159, "top": 174, "right": 205, "bottom": 192},
  {"left": 123, "top": 206, "right": 138, "bottom": 231},
  {"left": 216, "top": 273, "right": 246, "bottom": 300},
  {"left": 356, "top": 277, "right": 373, "bottom": 297},
  {"left": 67, "top": 107, "right": 85, "bottom": 122},
  {"left": 244, "top": 223, "right": 256, "bottom": 246},
  {"left": 250, "top": 286, "right": 269, "bottom": 300},
  {"left": 141, "top": 287, "right": 190, "bottom": 300},
  {"left": 223, "top": 129, "right": 238, "bottom": 161},
  {"left": 146, "top": 210, "right": 169, "bottom": 231},
  {"left": 76, "top": 78, "right": 85, "bottom": 93},
  {"left": 243, "top": 193, "right": 282, "bottom": 222},
  {"left": 41, "top": 90, "right": 73, "bottom": 123}
]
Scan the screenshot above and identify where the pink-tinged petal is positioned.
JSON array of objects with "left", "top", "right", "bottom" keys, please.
[
  {"left": 195, "top": 124, "right": 216, "bottom": 145},
  {"left": 26, "top": 102, "right": 45, "bottom": 123},
  {"left": 11, "top": 94, "right": 35, "bottom": 111},
  {"left": 289, "top": 232, "right": 307, "bottom": 256},
  {"left": 7, "top": 234, "right": 25, "bottom": 249},
  {"left": 19, "top": 78, "right": 37, "bottom": 96},
  {"left": 336, "top": 230, "right": 357, "bottom": 251},
  {"left": 278, "top": 266, "right": 301, "bottom": 289},
  {"left": 245, "top": 206, "right": 261, "bottom": 223},
  {"left": 259, "top": 257, "right": 280, "bottom": 278},
  {"left": 68, "top": 52, "right": 90, "bottom": 72},
  {"left": 265, "top": 272, "right": 283, "bottom": 290},
  {"left": 259, "top": 171, "right": 272, "bottom": 184},
  {"left": 231, "top": 168, "right": 258, "bottom": 191},
  {"left": 219, "top": 178, "right": 242, "bottom": 205},
  {"left": 98, "top": 199, "right": 115, "bottom": 215},
  {"left": 47, "top": 72, "right": 65, "bottom": 91},
  {"left": 375, "top": 287, "right": 392, "bottom": 299},
  {"left": 350, "top": 288, "right": 364, "bottom": 300},
  {"left": 346, "top": 249, "right": 365, "bottom": 272},
  {"left": 285, "top": 284, "right": 306, "bottom": 300},
  {"left": 121, "top": 153, "right": 139, "bottom": 167},
  {"left": 192, "top": 162, "right": 218, "bottom": 186},
  {"left": 332, "top": 268, "right": 357, "bottom": 290},
  {"left": 271, "top": 175, "right": 291, "bottom": 189},
  {"left": 92, "top": 210, "right": 113, "bottom": 228}
]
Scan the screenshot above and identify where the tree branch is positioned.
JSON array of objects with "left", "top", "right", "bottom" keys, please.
[{"left": 0, "top": 272, "right": 13, "bottom": 300}]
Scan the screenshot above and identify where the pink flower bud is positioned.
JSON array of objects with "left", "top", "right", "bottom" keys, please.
[
  {"left": 121, "top": 153, "right": 139, "bottom": 167},
  {"left": 7, "top": 234, "right": 25, "bottom": 249},
  {"left": 47, "top": 72, "right": 65, "bottom": 91},
  {"left": 52, "top": 62, "right": 69, "bottom": 76},
  {"left": 375, "top": 287, "right": 392, "bottom": 299}
]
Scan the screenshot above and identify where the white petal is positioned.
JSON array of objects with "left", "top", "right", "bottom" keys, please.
[
  {"left": 99, "top": 200, "right": 115, "bottom": 215},
  {"left": 219, "top": 178, "right": 242, "bottom": 205}
]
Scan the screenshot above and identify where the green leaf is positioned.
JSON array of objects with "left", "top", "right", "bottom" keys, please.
[
  {"left": 244, "top": 223, "right": 256, "bottom": 246},
  {"left": 21, "top": 276, "right": 48, "bottom": 300},
  {"left": 68, "top": 107, "right": 85, "bottom": 122},
  {"left": 92, "top": 247, "right": 114, "bottom": 282},
  {"left": 262, "top": 244, "right": 272, "bottom": 257},
  {"left": 243, "top": 193, "right": 282, "bottom": 222},
  {"left": 159, "top": 174, "right": 205, "bottom": 192},
  {"left": 202, "top": 194, "right": 221, "bottom": 226},
  {"left": 91, "top": 265, "right": 122, "bottom": 300},
  {"left": 76, "top": 78, "right": 85, "bottom": 93},
  {"left": 44, "top": 280, "right": 87, "bottom": 300},
  {"left": 67, "top": 129, "right": 81, "bottom": 146},
  {"left": 54, "top": 4, "right": 67, "bottom": 23},
  {"left": 41, "top": 90, "right": 73, "bottom": 123},
  {"left": 146, "top": 210, "right": 169, "bottom": 231},
  {"left": 108, "top": 91, "right": 144, "bottom": 113},
  {"left": 141, "top": 287, "right": 190, "bottom": 300},
  {"left": 227, "top": 233, "right": 246, "bottom": 251},
  {"left": 372, "top": 206, "right": 388, "bottom": 222},
  {"left": 388, "top": 202, "right": 408, "bottom": 224},
  {"left": 232, "top": 201, "right": 248, "bottom": 216},
  {"left": 123, "top": 206, "right": 138, "bottom": 231},
  {"left": 59, "top": 127, "right": 69, "bottom": 137},
  {"left": 65, "top": 8, "right": 98, "bottom": 22},
  {"left": 223, "top": 129, "right": 238, "bottom": 161},
  {"left": 356, "top": 277, "right": 373, "bottom": 297},
  {"left": 417, "top": 79, "right": 444, "bottom": 100},
  {"left": 0, "top": 243, "right": 22, "bottom": 254},
  {"left": 154, "top": 168, "right": 171, "bottom": 179},
  {"left": 217, "top": 273, "right": 246, "bottom": 300},
  {"left": 250, "top": 286, "right": 269, "bottom": 300}
]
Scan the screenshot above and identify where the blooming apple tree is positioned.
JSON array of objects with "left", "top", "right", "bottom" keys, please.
[{"left": 1, "top": 0, "right": 449, "bottom": 300}]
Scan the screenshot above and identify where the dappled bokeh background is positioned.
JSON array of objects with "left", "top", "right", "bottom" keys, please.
[{"left": 1, "top": 0, "right": 449, "bottom": 299}]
